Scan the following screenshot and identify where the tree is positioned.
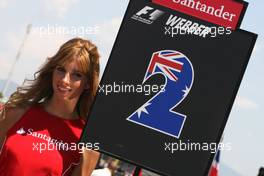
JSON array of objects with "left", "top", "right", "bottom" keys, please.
[{"left": 0, "top": 92, "right": 3, "bottom": 99}]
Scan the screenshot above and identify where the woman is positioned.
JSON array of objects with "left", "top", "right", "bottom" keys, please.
[{"left": 0, "top": 38, "right": 100, "bottom": 175}]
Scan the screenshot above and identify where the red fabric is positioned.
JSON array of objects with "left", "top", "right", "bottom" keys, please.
[
  {"left": 0, "top": 103, "right": 3, "bottom": 110},
  {"left": 0, "top": 106, "right": 85, "bottom": 176},
  {"left": 132, "top": 168, "right": 143, "bottom": 176},
  {"left": 139, "top": 170, "right": 142, "bottom": 176},
  {"left": 209, "top": 166, "right": 218, "bottom": 176}
]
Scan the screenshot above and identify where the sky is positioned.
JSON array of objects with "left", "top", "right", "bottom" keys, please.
[{"left": 0, "top": 0, "right": 263, "bottom": 175}]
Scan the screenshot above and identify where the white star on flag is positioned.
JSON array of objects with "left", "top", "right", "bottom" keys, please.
[
  {"left": 137, "top": 102, "right": 151, "bottom": 118},
  {"left": 182, "top": 85, "right": 190, "bottom": 97}
]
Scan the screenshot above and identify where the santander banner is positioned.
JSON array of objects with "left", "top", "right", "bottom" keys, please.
[{"left": 152, "top": 0, "right": 245, "bottom": 30}]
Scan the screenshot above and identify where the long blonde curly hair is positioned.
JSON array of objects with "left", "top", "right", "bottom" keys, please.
[{"left": 2, "top": 38, "right": 100, "bottom": 119}]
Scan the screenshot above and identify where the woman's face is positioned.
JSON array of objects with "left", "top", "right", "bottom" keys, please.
[{"left": 52, "top": 59, "right": 88, "bottom": 102}]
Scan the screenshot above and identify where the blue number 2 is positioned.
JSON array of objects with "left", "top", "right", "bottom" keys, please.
[{"left": 127, "top": 50, "right": 194, "bottom": 138}]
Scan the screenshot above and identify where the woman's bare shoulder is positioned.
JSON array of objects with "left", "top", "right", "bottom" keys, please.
[
  {"left": 0, "top": 106, "right": 30, "bottom": 135},
  {"left": 4, "top": 106, "right": 29, "bottom": 119}
]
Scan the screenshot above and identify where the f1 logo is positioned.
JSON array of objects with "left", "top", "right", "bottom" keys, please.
[{"left": 136, "top": 6, "right": 164, "bottom": 20}]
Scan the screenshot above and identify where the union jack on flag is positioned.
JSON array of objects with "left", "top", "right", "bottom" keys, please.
[
  {"left": 147, "top": 51, "right": 184, "bottom": 82},
  {"left": 209, "top": 150, "right": 220, "bottom": 176}
]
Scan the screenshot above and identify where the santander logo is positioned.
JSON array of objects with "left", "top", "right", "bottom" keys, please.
[
  {"left": 16, "top": 127, "right": 67, "bottom": 148},
  {"left": 16, "top": 127, "right": 26, "bottom": 135}
]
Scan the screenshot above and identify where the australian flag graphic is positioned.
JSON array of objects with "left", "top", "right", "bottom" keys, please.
[{"left": 127, "top": 50, "right": 194, "bottom": 138}]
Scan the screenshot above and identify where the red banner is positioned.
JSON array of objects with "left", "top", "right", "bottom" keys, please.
[{"left": 152, "top": 0, "right": 245, "bottom": 29}]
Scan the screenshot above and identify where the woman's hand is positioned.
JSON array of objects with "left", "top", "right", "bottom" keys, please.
[{"left": 71, "top": 148, "right": 100, "bottom": 176}]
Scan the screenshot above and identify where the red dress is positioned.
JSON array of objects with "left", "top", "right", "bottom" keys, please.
[{"left": 0, "top": 106, "right": 85, "bottom": 176}]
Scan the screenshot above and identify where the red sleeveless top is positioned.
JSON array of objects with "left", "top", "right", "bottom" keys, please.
[{"left": 0, "top": 106, "right": 85, "bottom": 176}]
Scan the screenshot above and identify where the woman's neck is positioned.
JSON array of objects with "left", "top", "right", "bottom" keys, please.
[{"left": 44, "top": 97, "right": 78, "bottom": 120}]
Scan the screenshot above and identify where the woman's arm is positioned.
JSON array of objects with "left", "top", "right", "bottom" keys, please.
[
  {"left": 71, "top": 149, "right": 100, "bottom": 176},
  {"left": 0, "top": 107, "right": 27, "bottom": 149}
]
